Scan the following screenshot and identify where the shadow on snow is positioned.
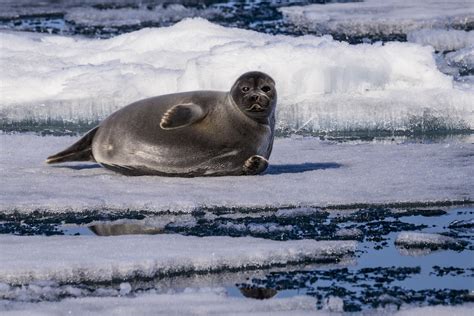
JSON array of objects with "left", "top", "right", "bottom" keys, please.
[{"left": 265, "top": 162, "right": 342, "bottom": 175}]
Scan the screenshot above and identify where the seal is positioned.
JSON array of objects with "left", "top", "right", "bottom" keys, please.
[{"left": 46, "top": 71, "right": 277, "bottom": 176}]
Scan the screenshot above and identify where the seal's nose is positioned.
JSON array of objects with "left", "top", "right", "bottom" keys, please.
[{"left": 250, "top": 94, "right": 260, "bottom": 102}]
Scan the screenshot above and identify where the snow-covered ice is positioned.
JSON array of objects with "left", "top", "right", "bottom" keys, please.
[
  {"left": 1, "top": 134, "right": 472, "bottom": 213},
  {"left": 280, "top": 0, "right": 474, "bottom": 36},
  {"left": 407, "top": 29, "right": 474, "bottom": 52},
  {"left": 0, "top": 234, "right": 355, "bottom": 284},
  {"left": 1, "top": 19, "right": 472, "bottom": 133},
  {"left": 1, "top": 289, "right": 472, "bottom": 315},
  {"left": 395, "top": 231, "right": 465, "bottom": 250},
  {"left": 1, "top": 289, "right": 319, "bottom": 316}
]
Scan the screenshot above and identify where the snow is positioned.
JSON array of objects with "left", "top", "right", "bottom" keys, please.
[
  {"left": 0, "top": 234, "right": 355, "bottom": 284},
  {"left": 395, "top": 232, "right": 464, "bottom": 249},
  {"left": 1, "top": 18, "right": 472, "bottom": 133},
  {"left": 1, "top": 289, "right": 472, "bottom": 315},
  {"left": 0, "top": 134, "right": 472, "bottom": 213},
  {"left": 407, "top": 29, "right": 474, "bottom": 52},
  {"left": 280, "top": 0, "right": 474, "bottom": 36},
  {"left": 0, "top": 289, "right": 319, "bottom": 316}
]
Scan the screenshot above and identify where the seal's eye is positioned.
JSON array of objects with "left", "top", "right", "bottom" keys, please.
[
  {"left": 241, "top": 86, "right": 250, "bottom": 92},
  {"left": 261, "top": 86, "right": 271, "bottom": 93}
]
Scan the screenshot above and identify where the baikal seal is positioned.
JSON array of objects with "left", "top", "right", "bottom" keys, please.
[{"left": 47, "top": 71, "right": 277, "bottom": 177}]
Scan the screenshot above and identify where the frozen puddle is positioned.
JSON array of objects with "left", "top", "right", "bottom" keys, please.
[{"left": 1, "top": 134, "right": 472, "bottom": 213}]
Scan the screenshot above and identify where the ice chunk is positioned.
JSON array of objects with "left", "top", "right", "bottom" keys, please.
[
  {"left": 119, "top": 282, "right": 132, "bottom": 296},
  {"left": 0, "top": 18, "right": 472, "bottom": 133},
  {"left": 395, "top": 232, "right": 466, "bottom": 251},
  {"left": 335, "top": 228, "right": 363, "bottom": 239},
  {"left": 446, "top": 47, "right": 474, "bottom": 73},
  {"left": 0, "top": 134, "right": 472, "bottom": 213},
  {"left": 407, "top": 29, "right": 474, "bottom": 52},
  {"left": 324, "top": 296, "right": 344, "bottom": 312},
  {"left": 280, "top": 0, "right": 474, "bottom": 36},
  {"left": 0, "top": 234, "right": 356, "bottom": 284}
]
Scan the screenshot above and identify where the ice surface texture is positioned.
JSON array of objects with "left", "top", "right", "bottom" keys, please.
[
  {"left": 1, "top": 19, "right": 472, "bottom": 133},
  {"left": 0, "top": 289, "right": 319, "bottom": 316},
  {"left": 0, "top": 234, "right": 355, "bottom": 284},
  {"left": 0, "top": 134, "right": 472, "bottom": 213},
  {"left": 280, "top": 0, "right": 474, "bottom": 36},
  {"left": 1, "top": 289, "right": 472, "bottom": 315}
]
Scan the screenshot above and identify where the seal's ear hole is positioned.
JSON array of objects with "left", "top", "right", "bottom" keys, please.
[
  {"left": 241, "top": 86, "right": 250, "bottom": 92},
  {"left": 261, "top": 86, "right": 271, "bottom": 93}
]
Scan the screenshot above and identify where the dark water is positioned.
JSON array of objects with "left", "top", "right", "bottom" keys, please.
[{"left": 2, "top": 205, "right": 473, "bottom": 311}]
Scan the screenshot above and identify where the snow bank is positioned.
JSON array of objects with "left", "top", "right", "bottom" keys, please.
[
  {"left": 1, "top": 18, "right": 472, "bottom": 133},
  {"left": 0, "top": 234, "right": 355, "bottom": 284},
  {"left": 280, "top": 0, "right": 474, "bottom": 36},
  {"left": 0, "top": 134, "right": 472, "bottom": 213},
  {"left": 407, "top": 29, "right": 474, "bottom": 52},
  {"left": 0, "top": 289, "right": 319, "bottom": 316},
  {"left": 395, "top": 232, "right": 466, "bottom": 250}
]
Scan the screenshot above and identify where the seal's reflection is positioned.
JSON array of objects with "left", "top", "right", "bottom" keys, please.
[
  {"left": 89, "top": 222, "right": 164, "bottom": 236},
  {"left": 239, "top": 287, "right": 278, "bottom": 299}
]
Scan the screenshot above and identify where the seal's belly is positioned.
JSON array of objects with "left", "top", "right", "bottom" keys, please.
[{"left": 92, "top": 133, "right": 262, "bottom": 176}]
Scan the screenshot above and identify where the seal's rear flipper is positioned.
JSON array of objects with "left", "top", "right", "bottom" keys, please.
[
  {"left": 46, "top": 127, "right": 99, "bottom": 164},
  {"left": 160, "top": 103, "right": 206, "bottom": 130}
]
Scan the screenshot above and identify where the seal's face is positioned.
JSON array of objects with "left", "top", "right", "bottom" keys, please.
[{"left": 230, "top": 71, "right": 277, "bottom": 121}]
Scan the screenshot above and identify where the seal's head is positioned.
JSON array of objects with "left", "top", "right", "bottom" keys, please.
[{"left": 230, "top": 71, "right": 277, "bottom": 122}]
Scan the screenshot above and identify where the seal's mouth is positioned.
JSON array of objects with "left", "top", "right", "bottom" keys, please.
[{"left": 247, "top": 103, "right": 266, "bottom": 112}]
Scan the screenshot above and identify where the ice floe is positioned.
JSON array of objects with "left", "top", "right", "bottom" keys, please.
[
  {"left": 395, "top": 231, "right": 466, "bottom": 251},
  {"left": 1, "top": 18, "right": 472, "bottom": 133},
  {"left": 0, "top": 234, "right": 355, "bottom": 284},
  {"left": 0, "top": 134, "right": 472, "bottom": 213},
  {"left": 280, "top": 0, "right": 474, "bottom": 36},
  {"left": 0, "top": 288, "right": 319, "bottom": 316}
]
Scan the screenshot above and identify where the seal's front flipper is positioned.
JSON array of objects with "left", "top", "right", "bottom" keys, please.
[
  {"left": 242, "top": 155, "right": 268, "bottom": 175},
  {"left": 46, "top": 127, "right": 99, "bottom": 164},
  {"left": 160, "top": 103, "right": 206, "bottom": 130}
]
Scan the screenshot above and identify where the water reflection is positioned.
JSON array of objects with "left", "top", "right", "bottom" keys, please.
[
  {"left": 239, "top": 287, "right": 278, "bottom": 299},
  {"left": 89, "top": 223, "right": 164, "bottom": 236}
]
